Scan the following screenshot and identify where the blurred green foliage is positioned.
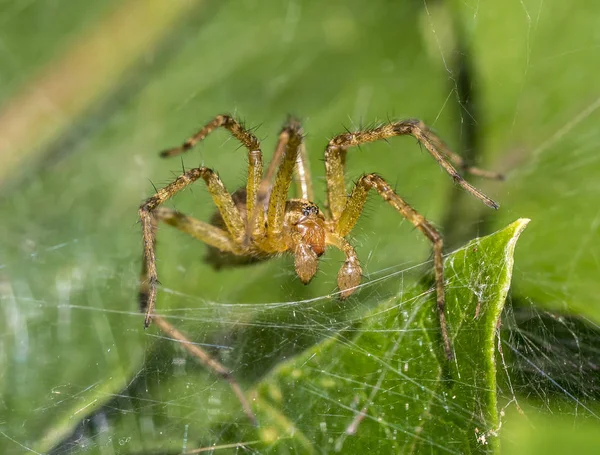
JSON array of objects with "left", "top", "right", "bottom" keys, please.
[{"left": 0, "top": 0, "right": 599, "bottom": 453}]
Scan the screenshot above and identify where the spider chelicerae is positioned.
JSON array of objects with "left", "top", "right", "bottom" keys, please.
[{"left": 139, "top": 114, "right": 501, "bottom": 423}]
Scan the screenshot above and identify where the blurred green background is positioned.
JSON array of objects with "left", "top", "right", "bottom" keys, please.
[{"left": 0, "top": 0, "right": 599, "bottom": 453}]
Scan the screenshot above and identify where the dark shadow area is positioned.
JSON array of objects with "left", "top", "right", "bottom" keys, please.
[{"left": 500, "top": 295, "right": 600, "bottom": 404}]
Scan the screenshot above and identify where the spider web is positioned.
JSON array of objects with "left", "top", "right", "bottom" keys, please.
[
  {"left": 421, "top": 0, "right": 600, "bottom": 448},
  {"left": 0, "top": 0, "right": 599, "bottom": 454}
]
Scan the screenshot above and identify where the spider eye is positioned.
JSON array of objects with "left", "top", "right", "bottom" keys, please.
[{"left": 302, "top": 204, "right": 318, "bottom": 217}]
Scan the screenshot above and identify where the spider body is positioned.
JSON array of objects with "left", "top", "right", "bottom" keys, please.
[
  {"left": 139, "top": 113, "right": 502, "bottom": 384},
  {"left": 205, "top": 186, "right": 356, "bottom": 294},
  {"left": 203, "top": 187, "right": 330, "bottom": 272}
]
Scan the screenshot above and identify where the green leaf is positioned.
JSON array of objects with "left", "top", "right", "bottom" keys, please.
[
  {"left": 239, "top": 219, "right": 529, "bottom": 453},
  {"left": 3, "top": 0, "right": 597, "bottom": 452},
  {"left": 36, "top": 220, "right": 528, "bottom": 454},
  {"left": 501, "top": 404, "right": 600, "bottom": 455},
  {"left": 0, "top": 2, "right": 475, "bottom": 451},
  {"left": 448, "top": 0, "right": 600, "bottom": 324}
]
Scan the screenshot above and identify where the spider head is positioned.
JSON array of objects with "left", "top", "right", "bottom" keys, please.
[
  {"left": 286, "top": 200, "right": 326, "bottom": 255},
  {"left": 285, "top": 200, "right": 327, "bottom": 283}
]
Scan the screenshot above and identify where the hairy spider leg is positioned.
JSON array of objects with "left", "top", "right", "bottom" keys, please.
[
  {"left": 259, "top": 118, "right": 314, "bottom": 202},
  {"left": 159, "top": 114, "right": 264, "bottom": 237},
  {"left": 334, "top": 173, "right": 452, "bottom": 359},
  {"left": 139, "top": 167, "right": 245, "bottom": 328},
  {"left": 153, "top": 207, "right": 239, "bottom": 253},
  {"left": 425, "top": 132, "right": 505, "bottom": 180},
  {"left": 247, "top": 118, "right": 312, "bottom": 242},
  {"left": 324, "top": 145, "right": 348, "bottom": 220},
  {"left": 151, "top": 315, "right": 257, "bottom": 425},
  {"left": 295, "top": 139, "right": 314, "bottom": 201},
  {"left": 138, "top": 167, "right": 257, "bottom": 423},
  {"left": 325, "top": 119, "right": 500, "bottom": 219},
  {"left": 245, "top": 122, "right": 291, "bottom": 240},
  {"left": 323, "top": 121, "right": 500, "bottom": 360},
  {"left": 265, "top": 121, "right": 304, "bottom": 239}
]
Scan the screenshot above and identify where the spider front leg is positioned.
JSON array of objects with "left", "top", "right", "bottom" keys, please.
[
  {"left": 325, "top": 119, "right": 501, "bottom": 222},
  {"left": 139, "top": 167, "right": 245, "bottom": 327},
  {"left": 138, "top": 168, "right": 257, "bottom": 423},
  {"left": 159, "top": 114, "right": 265, "bottom": 239},
  {"left": 255, "top": 118, "right": 312, "bottom": 203},
  {"left": 323, "top": 120, "right": 502, "bottom": 359},
  {"left": 295, "top": 140, "right": 314, "bottom": 200},
  {"left": 335, "top": 173, "right": 453, "bottom": 360},
  {"left": 260, "top": 121, "right": 305, "bottom": 247},
  {"left": 150, "top": 315, "right": 257, "bottom": 425}
]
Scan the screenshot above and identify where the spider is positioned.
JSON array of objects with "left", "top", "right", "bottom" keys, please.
[{"left": 138, "top": 114, "right": 501, "bottom": 423}]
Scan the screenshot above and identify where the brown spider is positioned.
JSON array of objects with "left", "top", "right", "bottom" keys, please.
[{"left": 139, "top": 114, "right": 501, "bottom": 423}]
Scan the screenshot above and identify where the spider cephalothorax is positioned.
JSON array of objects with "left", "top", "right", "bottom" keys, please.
[
  {"left": 138, "top": 114, "right": 501, "bottom": 423},
  {"left": 283, "top": 199, "right": 328, "bottom": 278}
]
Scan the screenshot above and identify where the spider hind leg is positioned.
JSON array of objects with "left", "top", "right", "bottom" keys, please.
[{"left": 335, "top": 173, "right": 453, "bottom": 359}]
